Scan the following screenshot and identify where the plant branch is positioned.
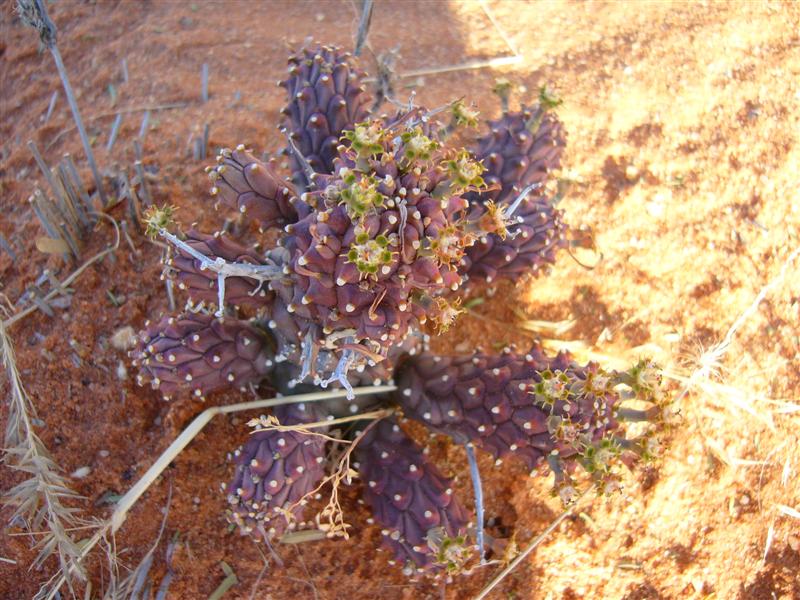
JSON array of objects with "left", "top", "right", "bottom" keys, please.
[
  {"left": 160, "top": 229, "right": 284, "bottom": 316},
  {"left": 37, "top": 385, "right": 396, "bottom": 599},
  {"left": 2, "top": 316, "right": 88, "bottom": 589}
]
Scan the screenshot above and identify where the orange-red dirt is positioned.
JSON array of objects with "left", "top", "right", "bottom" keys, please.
[{"left": 1, "top": 2, "right": 799, "bottom": 599}]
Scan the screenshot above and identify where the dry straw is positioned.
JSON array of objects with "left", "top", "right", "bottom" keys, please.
[
  {"left": 1, "top": 318, "right": 89, "bottom": 587},
  {"left": 16, "top": 0, "right": 107, "bottom": 205}
]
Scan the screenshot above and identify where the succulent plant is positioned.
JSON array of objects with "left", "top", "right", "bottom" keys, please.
[
  {"left": 226, "top": 402, "right": 328, "bottom": 541},
  {"left": 207, "top": 147, "right": 298, "bottom": 231},
  {"left": 133, "top": 41, "right": 673, "bottom": 577},
  {"left": 395, "top": 347, "right": 672, "bottom": 503},
  {"left": 355, "top": 417, "right": 470, "bottom": 574},
  {"left": 131, "top": 312, "right": 273, "bottom": 400},
  {"left": 279, "top": 43, "right": 371, "bottom": 188},
  {"left": 462, "top": 90, "right": 569, "bottom": 286}
]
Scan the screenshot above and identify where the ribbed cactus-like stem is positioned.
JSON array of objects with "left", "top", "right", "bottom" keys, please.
[
  {"left": 356, "top": 417, "right": 470, "bottom": 573},
  {"left": 462, "top": 195, "right": 567, "bottom": 284},
  {"left": 131, "top": 312, "right": 273, "bottom": 400},
  {"left": 280, "top": 43, "right": 371, "bottom": 187},
  {"left": 207, "top": 145, "right": 298, "bottom": 231},
  {"left": 470, "top": 108, "right": 565, "bottom": 206},
  {"left": 226, "top": 402, "right": 328, "bottom": 541},
  {"left": 395, "top": 347, "right": 669, "bottom": 503},
  {"left": 462, "top": 105, "right": 568, "bottom": 286},
  {"left": 269, "top": 111, "right": 509, "bottom": 390}
]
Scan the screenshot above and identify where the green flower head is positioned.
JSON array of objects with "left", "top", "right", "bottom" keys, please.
[
  {"left": 400, "top": 126, "right": 439, "bottom": 163},
  {"left": 339, "top": 175, "right": 385, "bottom": 221},
  {"left": 444, "top": 150, "right": 486, "bottom": 192},
  {"left": 346, "top": 230, "right": 396, "bottom": 279},
  {"left": 343, "top": 121, "right": 387, "bottom": 160},
  {"left": 450, "top": 100, "right": 480, "bottom": 128}
]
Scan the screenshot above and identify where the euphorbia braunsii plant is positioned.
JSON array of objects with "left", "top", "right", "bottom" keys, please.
[{"left": 131, "top": 42, "right": 673, "bottom": 576}]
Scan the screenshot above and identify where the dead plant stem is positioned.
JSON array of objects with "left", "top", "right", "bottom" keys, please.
[
  {"left": 110, "top": 386, "right": 396, "bottom": 533},
  {"left": 474, "top": 489, "right": 590, "bottom": 600}
]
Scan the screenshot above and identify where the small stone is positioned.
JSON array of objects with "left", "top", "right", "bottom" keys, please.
[{"left": 71, "top": 466, "right": 91, "bottom": 479}]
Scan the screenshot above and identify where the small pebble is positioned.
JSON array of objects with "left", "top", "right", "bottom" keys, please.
[
  {"left": 71, "top": 466, "right": 91, "bottom": 479},
  {"left": 116, "top": 360, "right": 128, "bottom": 381},
  {"left": 625, "top": 164, "right": 639, "bottom": 181},
  {"left": 99, "top": 450, "right": 110, "bottom": 458}
]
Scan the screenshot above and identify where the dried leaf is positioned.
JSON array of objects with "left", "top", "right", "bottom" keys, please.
[
  {"left": 35, "top": 236, "right": 70, "bottom": 255},
  {"left": 279, "top": 530, "right": 328, "bottom": 544}
]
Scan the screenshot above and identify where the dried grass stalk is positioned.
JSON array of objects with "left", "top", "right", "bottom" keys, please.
[{"left": 1, "top": 319, "right": 89, "bottom": 586}]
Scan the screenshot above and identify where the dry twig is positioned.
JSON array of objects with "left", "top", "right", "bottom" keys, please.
[{"left": 474, "top": 488, "right": 590, "bottom": 600}]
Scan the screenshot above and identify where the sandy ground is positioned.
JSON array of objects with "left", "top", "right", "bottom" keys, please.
[{"left": 1, "top": 1, "right": 799, "bottom": 599}]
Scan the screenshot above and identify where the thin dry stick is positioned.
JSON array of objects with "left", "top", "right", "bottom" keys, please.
[
  {"left": 474, "top": 489, "right": 590, "bottom": 600},
  {"left": 17, "top": 0, "right": 107, "bottom": 204},
  {"left": 43, "top": 90, "right": 58, "bottom": 123},
  {"left": 248, "top": 408, "right": 395, "bottom": 444},
  {"left": 363, "top": 55, "right": 522, "bottom": 84},
  {"left": 111, "top": 385, "right": 395, "bottom": 533},
  {"left": 201, "top": 63, "right": 209, "bottom": 103},
  {"left": 46, "top": 103, "right": 186, "bottom": 149},
  {"left": 353, "top": 0, "right": 373, "bottom": 57},
  {"left": 106, "top": 113, "right": 123, "bottom": 152},
  {"left": 465, "top": 443, "right": 485, "bottom": 563},
  {"left": 110, "top": 485, "right": 173, "bottom": 600},
  {"left": 361, "top": 0, "right": 522, "bottom": 83},
  {"left": 478, "top": 0, "right": 519, "bottom": 55}
]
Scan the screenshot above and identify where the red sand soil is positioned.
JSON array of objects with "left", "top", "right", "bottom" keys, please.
[{"left": 1, "top": 1, "right": 799, "bottom": 599}]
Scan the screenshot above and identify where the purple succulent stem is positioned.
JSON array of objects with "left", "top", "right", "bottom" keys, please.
[{"left": 465, "top": 442, "right": 485, "bottom": 564}]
